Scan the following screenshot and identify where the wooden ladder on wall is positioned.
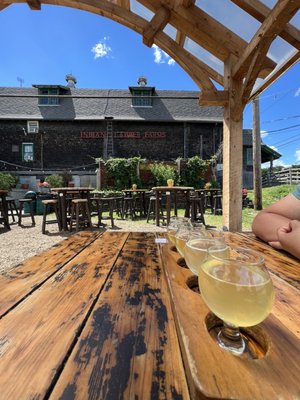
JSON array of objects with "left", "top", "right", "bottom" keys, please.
[{"left": 103, "top": 119, "right": 114, "bottom": 159}]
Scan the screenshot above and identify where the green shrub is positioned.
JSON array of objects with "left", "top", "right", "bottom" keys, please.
[
  {"left": 180, "top": 156, "right": 210, "bottom": 188},
  {"left": 150, "top": 163, "right": 177, "bottom": 186},
  {"left": 45, "top": 174, "right": 64, "bottom": 188},
  {"left": 106, "top": 157, "right": 140, "bottom": 190},
  {"left": 0, "top": 172, "right": 17, "bottom": 190}
]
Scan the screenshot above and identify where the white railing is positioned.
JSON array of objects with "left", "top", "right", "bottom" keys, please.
[{"left": 262, "top": 167, "right": 300, "bottom": 186}]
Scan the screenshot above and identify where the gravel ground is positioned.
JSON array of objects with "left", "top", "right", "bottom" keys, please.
[{"left": 0, "top": 215, "right": 166, "bottom": 274}]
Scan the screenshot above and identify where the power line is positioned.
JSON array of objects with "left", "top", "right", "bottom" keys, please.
[{"left": 262, "top": 123, "right": 300, "bottom": 134}]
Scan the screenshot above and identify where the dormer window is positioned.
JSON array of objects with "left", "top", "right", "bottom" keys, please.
[
  {"left": 129, "top": 78, "right": 155, "bottom": 108},
  {"left": 33, "top": 84, "right": 70, "bottom": 106},
  {"left": 39, "top": 88, "right": 59, "bottom": 105}
]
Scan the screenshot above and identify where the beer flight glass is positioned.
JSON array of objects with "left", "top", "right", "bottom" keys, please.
[{"left": 199, "top": 246, "right": 275, "bottom": 355}]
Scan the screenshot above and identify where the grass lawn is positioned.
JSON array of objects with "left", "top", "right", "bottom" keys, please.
[{"left": 99, "top": 184, "right": 298, "bottom": 232}]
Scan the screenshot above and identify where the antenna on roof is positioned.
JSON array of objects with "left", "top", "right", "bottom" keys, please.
[{"left": 17, "top": 77, "right": 24, "bottom": 88}]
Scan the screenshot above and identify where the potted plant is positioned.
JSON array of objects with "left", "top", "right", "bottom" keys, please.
[
  {"left": 132, "top": 183, "right": 137, "bottom": 190},
  {"left": 167, "top": 179, "right": 174, "bottom": 187}
]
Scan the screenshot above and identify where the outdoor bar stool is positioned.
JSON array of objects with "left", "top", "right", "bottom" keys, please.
[
  {"left": 113, "top": 196, "right": 123, "bottom": 218},
  {"left": 122, "top": 196, "right": 136, "bottom": 220},
  {"left": 70, "top": 198, "right": 92, "bottom": 232},
  {"left": 189, "top": 195, "right": 206, "bottom": 224},
  {"left": 41, "top": 199, "right": 62, "bottom": 234},
  {"left": 90, "top": 197, "right": 114, "bottom": 228},
  {"left": 18, "top": 198, "right": 35, "bottom": 226},
  {"left": 213, "top": 194, "right": 223, "bottom": 215},
  {"left": 146, "top": 195, "right": 166, "bottom": 223},
  {"left": 6, "top": 197, "right": 19, "bottom": 222}
]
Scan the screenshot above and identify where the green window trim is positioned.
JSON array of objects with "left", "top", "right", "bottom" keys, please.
[
  {"left": 22, "top": 143, "right": 34, "bottom": 162},
  {"left": 131, "top": 89, "right": 153, "bottom": 107}
]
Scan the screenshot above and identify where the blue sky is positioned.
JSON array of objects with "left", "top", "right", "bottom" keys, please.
[{"left": 0, "top": 3, "right": 299, "bottom": 167}]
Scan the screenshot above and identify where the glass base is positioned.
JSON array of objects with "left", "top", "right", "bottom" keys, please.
[{"left": 217, "top": 322, "right": 246, "bottom": 356}]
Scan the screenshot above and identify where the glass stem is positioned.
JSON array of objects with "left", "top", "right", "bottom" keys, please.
[
  {"left": 221, "top": 321, "right": 242, "bottom": 342},
  {"left": 217, "top": 321, "right": 246, "bottom": 355}
]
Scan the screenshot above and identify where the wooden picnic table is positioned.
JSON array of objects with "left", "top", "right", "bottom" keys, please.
[
  {"left": 50, "top": 187, "right": 94, "bottom": 231},
  {"left": 0, "top": 231, "right": 299, "bottom": 399}
]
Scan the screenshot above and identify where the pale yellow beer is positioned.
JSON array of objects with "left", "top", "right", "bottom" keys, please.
[
  {"left": 185, "top": 238, "right": 229, "bottom": 275},
  {"left": 167, "top": 229, "right": 177, "bottom": 245},
  {"left": 199, "top": 259, "right": 275, "bottom": 327},
  {"left": 176, "top": 236, "right": 188, "bottom": 257}
]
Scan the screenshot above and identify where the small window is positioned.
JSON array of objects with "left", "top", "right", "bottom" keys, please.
[
  {"left": 131, "top": 89, "right": 153, "bottom": 107},
  {"left": 22, "top": 143, "right": 34, "bottom": 162},
  {"left": 27, "top": 120, "right": 39, "bottom": 133},
  {"left": 246, "top": 148, "right": 253, "bottom": 166},
  {"left": 39, "top": 88, "right": 59, "bottom": 105}
]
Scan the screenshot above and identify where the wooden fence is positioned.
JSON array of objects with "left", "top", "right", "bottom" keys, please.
[{"left": 262, "top": 167, "right": 300, "bottom": 187}]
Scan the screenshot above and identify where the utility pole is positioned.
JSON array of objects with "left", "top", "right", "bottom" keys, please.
[{"left": 252, "top": 97, "right": 262, "bottom": 210}]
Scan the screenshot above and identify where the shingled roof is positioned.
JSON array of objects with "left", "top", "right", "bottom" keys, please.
[{"left": 0, "top": 86, "right": 223, "bottom": 122}]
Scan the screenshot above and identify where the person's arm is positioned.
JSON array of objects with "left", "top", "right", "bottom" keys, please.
[
  {"left": 276, "top": 220, "right": 300, "bottom": 259},
  {"left": 252, "top": 194, "right": 300, "bottom": 244}
]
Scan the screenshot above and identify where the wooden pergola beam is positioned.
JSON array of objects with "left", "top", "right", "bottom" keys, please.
[
  {"left": 139, "top": 0, "right": 276, "bottom": 77},
  {"left": 117, "top": 0, "right": 130, "bottom": 9},
  {"left": 232, "top": 0, "right": 300, "bottom": 50},
  {"left": 198, "top": 90, "right": 229, "bottom": 106},
  {"left": 233, "top": 0, "right": 300, "bottom": 80},
  {"left": 143, "top": 6, "right": 170, "bottom": 47},
  {"left": 26, "top": 0, "right": 41, "bottom": 10},
  {"left": 156, "top": 31, "right": 222, "bottom": 90},
  {"left": 0, "top": 3, "right": 9, "bottom": 10},
  {"left": 181, "top": 0, "right": 194, "bottom": 7}
]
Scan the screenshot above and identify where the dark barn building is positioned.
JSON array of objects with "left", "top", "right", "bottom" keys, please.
[{"left": 0, "top": 75, "right": 279, "bottom": 188}]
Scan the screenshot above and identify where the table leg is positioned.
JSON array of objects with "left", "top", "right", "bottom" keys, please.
[
  {"left": 59, "top": 193, "right": 68, "bottom": 231},
  {"left": 1, "top": 194, "right": 10, "bottom": 230},
  {"left": 166, "top": 192, "right": 171, "bottom": 225},
  {"left": 155, "top": 191, "right": 160, "bottom": 226}
]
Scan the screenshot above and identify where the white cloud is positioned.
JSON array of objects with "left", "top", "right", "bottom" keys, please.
[
  {"left": 270, "top": 145, "right": 279, "bottom": 152},
  {"left": 92, "top": 37, "right": 112, "bottom": 59},
  {"left": 260, "top": 130, "right": 268, "bottom": 138},
  {"left": 295, "top": 149, "right": 300, "bottom": 161},
  {"left": 295, "top": 87, "right": 300, "bottom": 97},
  {"left": 152, "top": 44, "right": 175, "bottom": 66}
]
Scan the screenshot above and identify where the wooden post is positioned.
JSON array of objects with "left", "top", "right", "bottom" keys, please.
[
  {"left": 252, "top": 97, "right": 262, "bottom": 210},
  {"left": 222, "top": 57, "right": 244, "bottom": 232}
]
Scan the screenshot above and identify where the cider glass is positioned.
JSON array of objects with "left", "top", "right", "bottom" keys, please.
[{"left": 199, "top": 246, "right": 275, "bottom": 355}]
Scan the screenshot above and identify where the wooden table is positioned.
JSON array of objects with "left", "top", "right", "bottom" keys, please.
[
  {"left": 0, "top": 189, "right": 10, "bottom": 230},
  {"left": 50, "top": 187, "right": 94, "bottom": 231},
  {"left": 0, "top": 231, "right": 299, "bottom": 399},
  {"left": 152, "top": 186, "right": 194, "bottom": 226}
]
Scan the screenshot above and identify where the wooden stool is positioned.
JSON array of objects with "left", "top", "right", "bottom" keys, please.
[
  {"left": 90, "top": 197, "right": 114, "bottom": 228},
  {"left": 213, "top": 194, "right": 222, "bottom": 215},
  {"left": 6, "top": 198, "right": 19, "bottom": 222},
  {"left": 122, "top": 197, "right": 136, "bottom": 220},
  {"left": 70, "top": 199, "right": 92, "bottom": 232},
  {"left": 42, "top": 199, "right": 62, "bottom": 234},
  {"left": 190, "top": 196, "right": 206, "bottom": 224},
  {"left": 18, "top": 199, "right": 35, "bottom": 226},
  {"left": 147, "top": 196, "right": 166, "bottom": 223}
]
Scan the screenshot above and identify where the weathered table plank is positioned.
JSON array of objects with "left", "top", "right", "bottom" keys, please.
[
  {"left": 0, "top": 232, "right": 129, "bottom": 399},
  {"left": 50, "top": 232, "right": 190, "bottom": 400},
  {"left": 160, "top": 238, "right": 300, "bottom": 400},
  {"left": 0, "top": 230, "right": 102, "bottom": 318}
]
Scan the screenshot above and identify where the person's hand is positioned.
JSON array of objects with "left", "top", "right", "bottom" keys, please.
[
  {"left": 268, "top": 223, "right": 291, "bottom": 249},
  {"left": 275, "top": 220, "right": 300, "bottom": 259}
]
